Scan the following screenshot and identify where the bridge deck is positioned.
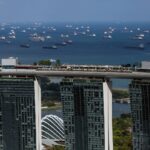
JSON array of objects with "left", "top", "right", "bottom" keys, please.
[{"left": 0, "top": 70, "right": 150, "bottom": 79}]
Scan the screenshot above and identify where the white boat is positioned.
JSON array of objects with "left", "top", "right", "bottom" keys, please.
[
  {"left": 86, "top": 29, "right": 90, "bottom": 32},
  {"left": 46, "top": 36, "right": 51, "bottom": 39},
  {"left": 61, "top": 34, "right": 69, "bottom": 38},
  {"left": 8, "top": 35, "right": 16, "bottom": 39},
  {"left": 43, "top": 45, "right": 57, "bottom": 49},
  {"left": 22, "top": 30, "right": 26, "bottom": 33},
  {"left": 137, "top": 34, "right": 144, "bottom": 37},
  {"left": 90, "top": 33, "right": 96, "bottom": 37},
  {"left": 65, "top": 25, "right": 72, "bottom": 28},
  {"left": 30, "top": 36, "right": 45, "bottom": 42},
  {"left": 132, "top": 36, "right": 143, "bottom": 40},
  {"left": 1, "top": 28, "right": 5, "bottom": 30},
  {"left": 104, "top": 31, "right": 107, "bottom": 34},
  {"left": 0, "top": 36, "right": 6, "bottom": 40},
  {"left": 144, "top": 30, "right": 149, "bottom": 33},
  {"left": 104, "top": 35, "right": 112, "bottom": 39},
  {"left": 137, "top": 28, "right": 140, "bottom": 31},
  {"left": 82, "top": 32, "right": 86, "bottom": 35},
  {"left": 133, "top": 34, "right": 145, "bottom": 40},
  {"left": 124, "top": 27, "right": 128, "bottom": 30},
  {"left": 52, "top": 28, "right": 56, "bottom": 31},
  {"left": 73, "top": 32, "right": 78, "bottom": 36},
  {"left": 10, "top": 30, "right": 15, "bottom": 34},
  {"left": 66, "top": 40, "right": 73, "bottom": 44},
  {"left": 27, "top": 27, "right": 31, "bottom": 30}
]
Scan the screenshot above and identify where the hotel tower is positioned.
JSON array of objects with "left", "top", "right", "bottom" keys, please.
[
  {"left": 130, "top": 79, "right": 150, "bottom": 150},
  {"left": 60, "top": 78, "right": 113, "bottom": 150},
  {"left": 0, "top": 77, "right": 41, "bottom": 150}
]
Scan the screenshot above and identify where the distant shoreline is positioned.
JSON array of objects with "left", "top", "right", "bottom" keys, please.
[{"left": 42, "top": 102, "right": 62, "bottom": 110}]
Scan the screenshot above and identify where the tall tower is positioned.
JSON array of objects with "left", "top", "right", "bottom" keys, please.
[
  {"left": 0, "top": 77, "right": 41, "bottom": 150},
  {"left": 60, "top": 78, "right": 113, "bottom": 150},
  {"left": 129, "top": 79, "right": 150, "bottom": 150}
]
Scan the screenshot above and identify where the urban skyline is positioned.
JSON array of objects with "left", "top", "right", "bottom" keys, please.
[
  {"left": 0, "top": 57, "right": 150, "bottom": 149},
  {"left": 0, "top": 0, "right": 149, "bottom": 149}
]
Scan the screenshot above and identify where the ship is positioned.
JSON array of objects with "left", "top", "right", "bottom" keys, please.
[
  {"left": 65, "top": 40, "right": 73, "bottom": 44},
  {"left": 55, "top": 42, "right": 67, "bottom": 46},
  {"left": 20, "top": 44, "right": 30, "bottom": 48},
  {"left": 42, "top": 45, "right": 57, "bottom": 49},
  {"left": 132, "top": 34, "right": 144, "bottom": 40},
  {"left": 104, "top": 35, "right": 112, "bottom": 39},
  {"left": 124, "top": 44, "right": 145, "bottom": 50}
]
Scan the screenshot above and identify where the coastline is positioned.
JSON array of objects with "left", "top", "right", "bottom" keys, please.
[{"left": 42, "top": 102, "right": 62, "bottom": 110}]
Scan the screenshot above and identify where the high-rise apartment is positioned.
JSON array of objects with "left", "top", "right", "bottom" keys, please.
[
  {"left": 60, "top": 78, "right": 113, "bottom": 150},
  {"left": 129, "top": 79, "right": 150, "bottom": 150},
  {"left": 0, "top": 77, "right": 41, "bottom": 150}
]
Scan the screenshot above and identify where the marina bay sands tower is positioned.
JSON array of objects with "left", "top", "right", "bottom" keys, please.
[
  {"left": 60, "top": 78, "right": 113, "bottom": 150},
  {"left": 130, "top": 79, "right": 150, "bottom": 150},
  {"left": 0, "top": 77, "right": 41, "bottom": 150}
]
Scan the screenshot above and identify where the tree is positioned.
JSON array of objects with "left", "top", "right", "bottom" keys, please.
[
  {"left": 113, "top": 116, "right": 132, "bottom": 150},
  {"left": 38, "top": 60, "right": 51, "bottom": 66},
  {"left": 55, "top": 59, "right": 61, "bottom": 67},
  {"left": 33, "top": 62, "right": 37, "bottom": 65}
]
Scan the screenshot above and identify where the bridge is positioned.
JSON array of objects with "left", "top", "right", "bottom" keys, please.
[
  {"left": 1, "top": 58, "right": 150, "bottom": 149},
  {"left": 0, "top": 69, "right": 150, "bottom": 79}
]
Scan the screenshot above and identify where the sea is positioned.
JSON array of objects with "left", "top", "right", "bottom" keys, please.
[
  {"left": 1, "top": 22, "right": 150, "bottom": 117},
  {"left": 1, "top": 22, "right": 150, "bottom": 66}
]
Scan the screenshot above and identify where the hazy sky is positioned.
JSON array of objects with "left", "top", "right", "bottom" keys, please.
[{"left": 0, "top": 0, "right": 150, "bottom": 23}]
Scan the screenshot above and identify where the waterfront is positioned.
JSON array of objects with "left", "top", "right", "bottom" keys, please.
[
  {"left": 1, "top": 22, "right": 150, "bottom": 88},
  {"left": 42, "top": 102, "right": 130, "bottom": 118},
  {"left": 0, "top": 23, "right": 150, "bottom": 65}
]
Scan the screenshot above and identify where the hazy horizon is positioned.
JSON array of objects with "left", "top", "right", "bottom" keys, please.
[{"left": 0, "top": 0, "right": 150, "bottom": 23}]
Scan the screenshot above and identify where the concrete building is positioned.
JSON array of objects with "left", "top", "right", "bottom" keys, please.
[
  {"left": 60, "top": 78, "right": 113, "bottom": 150},
  {"left": 1, "top": 57, "right": 18, "bottom": 69},
  {"left": 129, "top": 79, "right": 150, "bottom": 150},
  {"left": 141, "top": 61, "right": 150, "bottom": 70},
  {"left": 0, "top": 77, "right": 41, "bottom": 150}
]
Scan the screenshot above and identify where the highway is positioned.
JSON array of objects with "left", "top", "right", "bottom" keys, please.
[{"left": 0, "top": 69, "right": 150, "bottom": 79}]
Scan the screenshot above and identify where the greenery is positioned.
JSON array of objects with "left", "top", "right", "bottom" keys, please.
[
  {"left": 42, "top": 101, "right": 56, "bottom": 107},
  {"left": 55, "top": 59, "right": 61, "bottom": 67},
  {"left": 33, "top": 62, "right": 37, "bottom": 65},
  {"left": 41, "top": 79, "right": 60, "bottom": 101},
  {"left": 112, "top": 89, "right": 129, "bottom": 99},
  {"left": 113, "top": 115, "right": 132, "bottom": 150},
  {"left": 33, "top": 59, "right": 61, "bottom": 67},
  {"left": 44, "top": 145, "right": 64, "bottom": 150},
  {"left": 38, "top": 59, "right": 51, "bottom": 65}
]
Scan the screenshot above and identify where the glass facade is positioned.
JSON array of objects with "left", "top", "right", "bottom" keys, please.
[
  {"left": 0, "top": 78, "right": 37, "bottom": 150},
  {"left": 129, "top": 80, "right": 150, "bottom": 150},
  {"left": 60, "top": 78, "right": 112, "bottom": 150},
  {"left": 42, "top": 115, "right": 64, "bottom": 140}
]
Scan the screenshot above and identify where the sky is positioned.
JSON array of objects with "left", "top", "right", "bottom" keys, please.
[{"left": 0, "top": 0, "right": 150, "bottom": 23}]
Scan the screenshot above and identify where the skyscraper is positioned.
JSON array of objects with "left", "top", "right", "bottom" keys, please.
[
  {"left": 0, "top": 77, "right": 41, "bottom": 150},
  {"left": 129, "top": 79, "right": 150, "bottom": 150},
  {"left": 60, "top": 78, "right": 113, "bottom": 150}
]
